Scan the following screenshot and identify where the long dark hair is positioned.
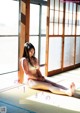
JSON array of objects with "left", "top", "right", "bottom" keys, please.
[{"left": 23, "top": 42, "right": 36, "bottom": 66}]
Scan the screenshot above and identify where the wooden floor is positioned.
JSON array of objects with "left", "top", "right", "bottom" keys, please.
[{"left": 0, "top": 68, "right": 80, "bottom": 113}]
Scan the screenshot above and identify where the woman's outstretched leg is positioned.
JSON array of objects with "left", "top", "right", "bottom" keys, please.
[
  {"left": 28, "top": 79, "right": 75, "bottom": 96},
  {"left": 49, "top": 83, "right": 75, "bottom": 96},
  {"left": 44, "top": 79, "right": 68, "bottom": 90},
  {"left": 44, "top": 78, "right": 75, "bottom": 95}
]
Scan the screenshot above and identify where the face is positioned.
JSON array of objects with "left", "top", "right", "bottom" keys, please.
[{"left": 29, "top": 48, "right": 35, "bottom": 58}]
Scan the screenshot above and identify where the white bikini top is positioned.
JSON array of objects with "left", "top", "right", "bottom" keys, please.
[{"left": 20, "top": 57, "right": 38, "bottom": 74}]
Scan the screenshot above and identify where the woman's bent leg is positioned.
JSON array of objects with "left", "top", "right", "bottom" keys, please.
[{"left": 28, "top": 79, "right": 51, "bottom": 91}]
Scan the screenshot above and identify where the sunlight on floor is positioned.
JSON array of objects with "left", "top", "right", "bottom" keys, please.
[
  {"left": 0, "top": 72, "right": 18, "bottom": 90},
  {"left": 0, "top": 68, "right": 80, "bottom": 113},
  {"left": 27, "top": 91, "right": 80, "bottom": 112}
]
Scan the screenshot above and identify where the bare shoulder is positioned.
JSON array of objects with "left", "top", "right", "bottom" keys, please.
[
  {"left": 20, "top": 57, "right": 28, "bottom": 65},
  {"left": 20, "top": 57, "right": 26, "bottom": 62}
]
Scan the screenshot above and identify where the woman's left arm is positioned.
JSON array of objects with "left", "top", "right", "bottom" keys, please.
[{"left": 35, "top": 58, "right": 45, "bottom": 81}]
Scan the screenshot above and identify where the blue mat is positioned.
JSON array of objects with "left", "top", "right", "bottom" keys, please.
[{"left": 0, "top": 100, "right": 35, "bottom": 113}]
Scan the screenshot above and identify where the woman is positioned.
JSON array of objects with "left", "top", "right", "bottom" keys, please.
[{"left": 20, "top": 42, "right": 75, "bottom": 96}]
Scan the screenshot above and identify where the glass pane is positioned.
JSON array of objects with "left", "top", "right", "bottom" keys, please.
[
  {"left": 54, "top": 23, "right": 58, "bottom": 35},
  {"left": 73, "top": 3, "right": 76, "bottom": 13},
  {"left": 0, "top": 37, "right": 18, "bottom": 74},
  {"left": 76, "top": 8, "right": 80, "bottom": 35},
  {"left": 65, "top": 24, "right": 72, "bottom": 35},
  {"left": 65, "top": 24, "right": 69, "bottom": 35},
  {"left": 40, "top": 66, "right": 45, "bottom": 76},
  {"left": 69, "top": 13, "right": 72, "bottom": 24},
  {"left": 65, "top": 2, "right": 69, "bottom": 13},
  {"left": 76, "top": 26, "right": 80, "bottom": 35},
  {"left": 29, "top": 36, "right": 39, "bottom": 59},
  {"left": 64, "top": 37, "right": 74, "bottom": 67},
  {"left": 0, "top": 0, "right": 19, "bottom": 35},
  {"left": 40, "top": 37, "right": 46, "bottom": 64},
  {"left": 69, "top": 3, "right": 73, "bottom": 13},
  {"left": 77, "top": 6, "right": 80, "bottom": 28},
  {"left": 73, "top": 12, "right": 76, "bottom": 24},
  {"left": 65, "top": 12, "right": 69, "bottom": 24},
  {"left": 59, "top": 11, "right": 63, "bottom": 23},
  {"left": 72, "top": 25, "right": 75, "bottom": 35},
  {"left": 48, "top": 37, "right": 62, "bottom": 71},
  {"left": 43, "top": 0, "right": 47, "bottom": 1},
  {"left": 59, "top": 24, "right": 63, "bottom": 35},
  {"left": 30, "top": 4, "right": 39, "bottom": 35},
  {"left": 55, "top": 0, "right": 59, "bottom": 11},
  {"left": 68, "top": 24, "right": 72, "bottom": 35},
  {"left": 75, "top": 37, "right": 80, "bottom": 64},
  {"left": 68, "top": 25, "right": 72, "bottom": 35},
  {"left": 54, "top": 11, "right": 58, "bottom": 23},
  {"left": 49, "top": 23, "right": 53, "bottom": 35},
  {"left": 77, "top": 6, "right": 80, "bottom": 23},
  {"left": 50, "top": 0, "right": 54, "bottom": 10},
  {"left": 60, "top": 1, "right": 63, "bottom": 11},
  {"left": 50, "top": 10, "right": 53, "bottom": 23},
  {"left": 41, "top": 6, "right": 47, "bottom": 34},
  {"left": 77, "top": 13, "right": 80, "bottom": 25}
]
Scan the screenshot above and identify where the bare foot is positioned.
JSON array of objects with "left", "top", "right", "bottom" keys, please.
[
  {"left": 71, "top": 82, "right": 75, "bottom": 87},
  {"left": 66, "top": 82, "right": 75, "bottom": 96},
  {"left": 70, "top": 82, "right": 75, "bottom": 95},
  {"left": 66, "top": 89, "right": 72, "bottom": 96}
]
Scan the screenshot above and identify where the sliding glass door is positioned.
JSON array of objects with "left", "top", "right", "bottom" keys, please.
[
  {"left": 0, "top": 0, "right": 19, "bottom": 74},
  {"left": 29, "top": 1, "right": 47, "bottom": 75},
  {"left": 47, "top": 0, "right": 80, "bottom": 76}
]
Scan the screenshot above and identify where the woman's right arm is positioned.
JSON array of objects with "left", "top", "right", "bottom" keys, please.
[{"left": 20, "top": 58, "right": 39, "bottom": 80}]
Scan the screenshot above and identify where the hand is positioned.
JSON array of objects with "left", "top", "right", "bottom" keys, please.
[{"left": 39, "top": 76, "right": 45, "bottom": 81}]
